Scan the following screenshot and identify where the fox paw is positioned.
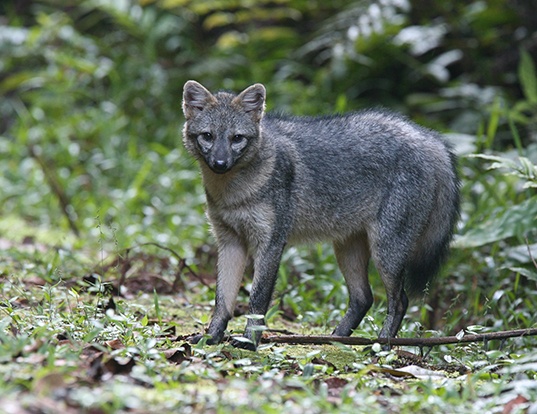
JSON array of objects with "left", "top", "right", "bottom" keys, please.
[
  {"left": 188, "top": 334, "right": 204, "bottom": 344},
  {"left": 230, "top": 337, "right": 257, "bottom": 351},
  {"left": 188, "top": 333, "right": 220, "bottom": 345}
]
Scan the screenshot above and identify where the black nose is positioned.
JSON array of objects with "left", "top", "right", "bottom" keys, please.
[{"left": 211, "top": 159, "right": 229, "bottom": 173}]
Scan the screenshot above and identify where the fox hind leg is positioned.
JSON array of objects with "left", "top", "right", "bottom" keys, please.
[
  {"left": 371, "top": 227, "right": 413, "bottom": 343},
  {"left": 368, "top": 234, "right": 409, "bottom": 346},
  {"left": 332, "top": 234, "right": 373, "bottom": 337},
  {"left": 371, "top": 175, "right": 432, "bottom": 344},
  {"left": 377, "top": 268, "right": 408, "bottom": 341}
]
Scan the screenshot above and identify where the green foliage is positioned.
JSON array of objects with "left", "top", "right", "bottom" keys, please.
[
  {"left": 0, "top": 2, "right": 210, "bottom": 254},
  {"left": 1, "top": 253, "right": 537, "bottom": 413},
  {"left": 519, "top": 49, "right": 537, "bottom": 104},
  {"left": 2, "top": 0, "right": 537, "bottom": 411}
]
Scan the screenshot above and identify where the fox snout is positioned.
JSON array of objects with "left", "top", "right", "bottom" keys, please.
[
  {"left": 191, "top": 131, "right": 235, "bottom": 173},
  {"left": 205, "top": 139, "right": 234, "bottom": 173},
  {"left": 208, "top": 157, "right": 231, "bottom": 174}
]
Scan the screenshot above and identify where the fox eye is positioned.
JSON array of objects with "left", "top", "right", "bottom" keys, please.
[
  {"left": 201, "top": 132, "right": 213, "bottom": 141},
  {"left": 231, "top": 134, "right": 245, "bottom": 144},
  {"left": 196, "top": 132, "right": 214, "bottom": 152}
]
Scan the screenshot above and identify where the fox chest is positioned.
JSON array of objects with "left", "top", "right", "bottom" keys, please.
[{"left": 208, "top": 202, "right": 276, "bottom": 248}]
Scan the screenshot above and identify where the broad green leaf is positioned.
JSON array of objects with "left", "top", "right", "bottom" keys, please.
[
  {"left": 453, "top": 196, "right": 537, "bottom": 248},
  {"left": 518, "top": 49, "right": 537, "bottom": 103},
  {"left": 506, "top": 267, "right": 537, "bottom": 281},
  {"left": 468, "top": 153, "right": 515, "bottom": 167},
  {"left": 469, "top": 154, "right": 537, "bottom": 186}
]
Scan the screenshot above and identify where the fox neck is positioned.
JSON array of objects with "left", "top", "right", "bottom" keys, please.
[{"left": 200, "top": 138, "right": 276, "bottom": 207}]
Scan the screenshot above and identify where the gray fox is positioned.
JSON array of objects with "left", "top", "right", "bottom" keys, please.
[{"left": 182, "top": 80, "right": 460, "bottom": 350}]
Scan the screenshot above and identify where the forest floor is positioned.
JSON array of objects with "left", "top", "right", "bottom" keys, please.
[{"left": 1, "top": 233, "right": 536, "bottom": 414}]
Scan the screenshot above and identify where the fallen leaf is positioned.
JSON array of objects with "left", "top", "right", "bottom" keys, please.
[
  {"left": 104, "top": 356, "right": 136, "bottom": 375},
  {"left": 146, "top": 320, "right": 176, "bottom": 337},
  {"left": 104, "top": 339, "right": 124, "bottom": 350},
  {"left": 164, "top": 343, "right": 192, "bottom": 364},
  {"left": 324, "top": 377, "right": 349, "bottom": 404},
  {"left": 86, "top": 351, "right": 136, "bottom": 380},
  {"left": 396, "top": 365, "right": 447, "bottom": 379},
  {"left": 325, "top": 377, "right": 348, "bottom": 389},
  {"left": 503, "top": 395, "right": 529, "bottom": 414},
  {"left": 33, "top": 373, "right": 67, "bottom": 395},
  {"left": 25, "top": 276, "right": 46, "bottom": 286},
  {"left": 376, "top": 366, "right": 416, "bottom": 379},
  {"left": 311, "top": 357, "right": 337, "bottom": 370}
]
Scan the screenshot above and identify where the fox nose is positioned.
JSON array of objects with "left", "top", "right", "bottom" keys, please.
[{"left": 212, "top": 159, "right": 229, "bottom": 173}]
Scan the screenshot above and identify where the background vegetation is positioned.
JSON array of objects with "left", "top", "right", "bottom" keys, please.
[{"left": 1, "top": 0, "right": 537, "bottom": 412}]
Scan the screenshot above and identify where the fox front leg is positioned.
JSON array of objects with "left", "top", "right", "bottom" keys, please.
[
  {"left": 190, "top": 236, "right": 247, "bottom": 345},
  {"left": 231, "top": 239, "right": 286, "bottom": 351}
]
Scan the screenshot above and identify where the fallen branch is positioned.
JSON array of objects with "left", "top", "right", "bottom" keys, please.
[{"left": 261, "top": 328, "right": 537, "bottom": 348}]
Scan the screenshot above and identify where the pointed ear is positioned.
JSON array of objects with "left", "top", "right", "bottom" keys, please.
[
  {"left": 182, "top": 80, "right": 217, "bottom": 119},
  {"left": 233, "top": 83, "right": 266, "bottom": 120}
]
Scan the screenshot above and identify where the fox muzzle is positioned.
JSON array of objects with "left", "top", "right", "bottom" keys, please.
[{"left": 209, "top": 158, "right": 231, "bottom": 174}]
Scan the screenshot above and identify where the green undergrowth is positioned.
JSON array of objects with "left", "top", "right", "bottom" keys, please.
[{"left": 1, "top": 239, "right": 537, "bottom": 413}]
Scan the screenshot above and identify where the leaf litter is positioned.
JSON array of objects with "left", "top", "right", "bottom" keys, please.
[{"left": 1, "top": 239, "right": 536, "bottom": 413}]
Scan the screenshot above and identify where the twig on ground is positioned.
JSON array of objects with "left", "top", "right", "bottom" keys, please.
[{"left": 261, "top": 328, "right": 537, "bottom": 347}]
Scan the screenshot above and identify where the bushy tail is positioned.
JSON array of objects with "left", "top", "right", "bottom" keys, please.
[{"left": 405, "top": 152, "right": 460, "bottom": 296}]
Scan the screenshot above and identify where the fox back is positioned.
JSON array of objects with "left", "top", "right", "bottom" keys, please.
[{"left": 182, "top": 81, "right": 460, "bottom": 350}]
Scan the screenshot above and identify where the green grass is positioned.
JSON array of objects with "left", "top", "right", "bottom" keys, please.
[{"left": 1, "top": 228, "right": 537, "bottom": 413}]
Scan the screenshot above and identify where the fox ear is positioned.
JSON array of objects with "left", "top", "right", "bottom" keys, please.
[
  {"left": 183, "top": 80, "right": 217, "bottom": 119},
  {"left": 234, "top": 83, "right": 266, "bottom": 120}
]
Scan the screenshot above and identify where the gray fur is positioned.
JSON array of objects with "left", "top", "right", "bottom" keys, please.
[{"left": 182, "top": 80, "right": 460, "bottom": 350}]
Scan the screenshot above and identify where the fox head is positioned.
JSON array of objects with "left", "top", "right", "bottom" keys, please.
[{"left": 182, "top": 81, "right": 266, "bottom": 174}]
